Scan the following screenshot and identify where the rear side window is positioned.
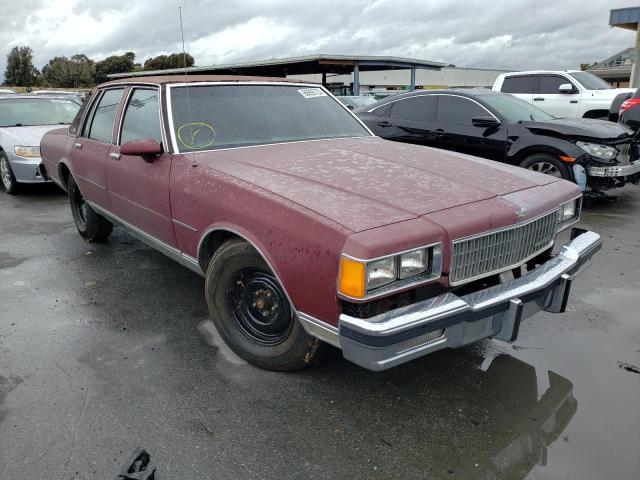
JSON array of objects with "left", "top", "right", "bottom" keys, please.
[
  {"left": 119, "top": 89, "right": 162, "bottom": 145},
  {"left": 86, "top": 88, "right": 125, "bottom": 143},
  {"left": 436, "top": 96, "right": 486, "bottom": 125},
  {"left": 501, "top": 76, "right": 536, "bottom": 94},
  {"left": 538, "top": 76, "right": 573, "bottom": 94},
  {"left": 390, "top": 96, "right": 437, "bottom": 121}
]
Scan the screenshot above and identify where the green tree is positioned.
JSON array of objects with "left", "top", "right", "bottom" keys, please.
[
  {"left": 42, "top": 54, "right": 95, "bottom": 88},
  {"left": 143, "top": 52, "right": 194, "bottom": 71},
  {"left": 4, "top": 46, "right": 39, "bottom": 86},
  {"left": 95, "top": 52, "right": 136, "bottom": 83}
]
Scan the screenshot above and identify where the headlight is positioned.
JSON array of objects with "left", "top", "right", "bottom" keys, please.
[
  {"left": 338, "top": 244, "right": 442, "bottom": 299},
  {"left": 14, "top": 146, "right": 41, "bottom": 158},
  {"left": 557, "top": 198, "right": 581, "bottom": 230},
  {"left": 576, "top": 141, "right": 617, "bottom": 161}
]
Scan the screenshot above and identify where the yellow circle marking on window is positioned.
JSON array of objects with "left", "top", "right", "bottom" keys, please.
[{"left": 177, "top": 122, "right": 216, "bottom": 150}]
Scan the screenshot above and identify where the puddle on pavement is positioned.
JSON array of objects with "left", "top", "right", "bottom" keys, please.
[
  {"left": 197, "top": 319, "right": 247, "bottom": 366},
  {"left": 0, "top": 253, "right": 24, "bottom": 269}
]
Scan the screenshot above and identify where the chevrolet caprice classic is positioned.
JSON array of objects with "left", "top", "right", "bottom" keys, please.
[{"left": 40, "top": 75, "right": 602, "bottom": 371}]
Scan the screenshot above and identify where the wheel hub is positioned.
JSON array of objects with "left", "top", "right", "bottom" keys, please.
[
  {"left": 527, "top": 161, "right": 562, "bottom": 178},
  {"left": 0, "top": 157, "right": 10, "bottom": 189},
  {"left": 230, "top": 268, "right": 293, "bottom": 346}
]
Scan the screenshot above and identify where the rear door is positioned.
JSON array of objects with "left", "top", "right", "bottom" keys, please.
[
  {"left": 500, "top": 75, "right": 537, "bottom": 105},
  {"left": 534, "top": 75, "right": 580, "bottom": 118},
  {"left": 106, "top": 86, "right": 177, "bottom": 248},
  {"left": 71, "top": 87, "right": 126, "bottom": 209},
  {"left": 385, "top": 95, "right": 440, "bottom": 146},
  {"left": 435, "top": 95, "right": 508, "bottom": 162}
]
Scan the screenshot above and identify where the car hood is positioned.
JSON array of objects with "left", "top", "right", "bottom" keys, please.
[
  {"left": 522, "top": 117, "right": 633, "bottom": 141},
  {"left": 198, "top": 137, "right": 561, "bottom": 232},
  {"left": 0, "top": 124, "right": 68, "bottom": 148},
  {"left": 588, "top": 88, "right": 635, "bottom": 99}
]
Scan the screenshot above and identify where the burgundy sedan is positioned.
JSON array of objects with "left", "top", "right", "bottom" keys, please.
[{"left": 40, "top": 75, "right": 601, "bottom": 371}]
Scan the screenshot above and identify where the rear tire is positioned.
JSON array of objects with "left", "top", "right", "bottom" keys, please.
[
  {"left": 68, "top": 175, "right": 113, "bottom": 242},
  {"left": 205, "top": 239, "right": 324, "bottom": 371},
  {"left": 0, "top": 151, "right": 19, "bottom": 194},
  {"left": 519, "top": 153, "right": 571, "bottom": 180}
]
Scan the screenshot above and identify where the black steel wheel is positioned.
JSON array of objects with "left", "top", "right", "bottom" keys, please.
[
  {"left": 205, "top": 238, "right": 324, "bottom": 371},
  {"left": 228, "top": 267, "right": 294, "bottom": 346}
]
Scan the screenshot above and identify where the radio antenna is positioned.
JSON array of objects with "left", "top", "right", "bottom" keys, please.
[{"left": 179, "top": 6, "right": 197, "bottom": 167}]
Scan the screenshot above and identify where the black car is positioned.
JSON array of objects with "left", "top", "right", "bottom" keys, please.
[{"left": 356, "top": 90, "right": 640, "bottom": 192}]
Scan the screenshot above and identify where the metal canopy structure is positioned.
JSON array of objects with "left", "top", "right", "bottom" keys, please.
[
  {"left": 109, "top": 54, "right": 446, "bottom": 94},
  {"left": 610, "top": 7, "right": 640, "bottom": 87}
]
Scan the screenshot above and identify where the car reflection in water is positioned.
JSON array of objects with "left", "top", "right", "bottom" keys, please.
[{"left": 476, "top": 354, "right": 577, "bottom": 478}]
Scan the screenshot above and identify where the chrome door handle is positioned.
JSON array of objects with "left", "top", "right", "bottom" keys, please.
[
  {"left": 109, "top": 152, "right": 121, "bottom": 160},
  {"left": 73, "top": 142, "right": 82, "bottom": 149}
]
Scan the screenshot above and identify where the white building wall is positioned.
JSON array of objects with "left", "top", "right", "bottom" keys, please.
[{"left": 288, "top": 67, "right": 509, "bottom": 90}]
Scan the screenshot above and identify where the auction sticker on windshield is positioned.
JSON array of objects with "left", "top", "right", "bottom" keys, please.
[{"left": 298, "top": 88, "right": 327, "bottom": 99}]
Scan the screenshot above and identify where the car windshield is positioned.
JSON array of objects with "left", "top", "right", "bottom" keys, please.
[
  {"left": 0, "top": 97, "right": 80, "bottom": 127},
  {"left": 343, "top": 96, "right": 377, "bottom": 107},
  {"left": 169, "top": 84, "right": 370, "bottom": 151},
  {"left": 568, "top": 72, "right": 613, "bottom": 90},
  {"left": 479, "top": 93, "right": 554, "bottom": 122}
]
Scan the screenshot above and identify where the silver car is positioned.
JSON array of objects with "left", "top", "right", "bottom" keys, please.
[{"left": 0, "top": 95, "right": 80, "bottom": 194}]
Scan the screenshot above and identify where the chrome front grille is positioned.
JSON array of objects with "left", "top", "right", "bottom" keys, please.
[{"left": 449, "top": 210, "right": 559, "bottom": 285}]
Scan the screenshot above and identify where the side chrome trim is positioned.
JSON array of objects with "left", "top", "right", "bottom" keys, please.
[
  {"left": 87, "top": 201, "right": 201, "bottom": 275},
  {"left": 172, "top": 218, "right": 198, "bottom": 232},
  {"left": 366, "top": 93, "right": 500, "bottom": 121},
  {"left": 297, "top": 312, "right": 341, "bottom": 348}
]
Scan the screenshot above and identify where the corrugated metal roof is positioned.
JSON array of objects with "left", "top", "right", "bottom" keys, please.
[
  {"left": 610, "top": 7, "right": 640, "bottom": 30},
  {"left": 109, "top": 54, "right": 446, "bottom": 79}
]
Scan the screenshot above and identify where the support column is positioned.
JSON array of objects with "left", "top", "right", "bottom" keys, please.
[
  {"left": 353, "top": 63, "right": 360, "bottom": 96},
  {"left": 632, "top": 27, "right": 640, "bottom": 88},
  {"left": 410, "top": 66, "right": 416, "bottom": 90}
]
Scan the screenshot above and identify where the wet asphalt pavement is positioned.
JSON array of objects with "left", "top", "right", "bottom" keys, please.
[{"left": 0, "top": 184, "right": 639, "bottom": 480}]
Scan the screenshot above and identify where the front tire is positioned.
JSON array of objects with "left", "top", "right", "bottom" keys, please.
[
  {"left": 519, "top": 153, "right": 571, "bottom": 180},
  {"left": 68, "top": 175, "right": 113, "bottom": 242},
  {"left": 205, "top": 239, "right": 323, "bottom": 371},
  {"left": 0, "top": 151, "right": 19, "bottom": 194}
]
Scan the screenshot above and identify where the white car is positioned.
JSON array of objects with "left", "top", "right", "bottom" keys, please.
[{"left": 492, "top": 70, "right": 634, "bottom": 119}]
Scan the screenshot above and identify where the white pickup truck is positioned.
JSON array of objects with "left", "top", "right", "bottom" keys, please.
[{"left": 492, "top": 70, "right": 634, "bottom": 119}]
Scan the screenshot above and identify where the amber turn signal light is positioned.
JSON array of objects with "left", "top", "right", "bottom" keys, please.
[{"left": 338, "top": 257, "right": 366, "bottom": 298}]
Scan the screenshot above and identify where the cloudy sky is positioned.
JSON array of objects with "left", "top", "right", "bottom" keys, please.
[{"left": 1, "top": 0, "right": 638, "bottom": 78}]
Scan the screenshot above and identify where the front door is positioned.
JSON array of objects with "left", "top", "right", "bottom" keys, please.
[
  {"left": 533, "top": 75, "right": 581, "bottom": 118},
  {"left": 71, "top": 87, "right": 126, "bottom": 209},
  {"left": 435, "top": 95, "right": 508, "bottom": 162},
  {"left": 105, "top": 87, "right": 177, "bottom": 248}
]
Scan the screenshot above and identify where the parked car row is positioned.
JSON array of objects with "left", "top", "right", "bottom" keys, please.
[
  {"left": 0, "top": 94, "right": 81, "bottom": 193},
  {"left": 0, "top": 75, "right": 595, "bottom": 373},
  {"left": 355, "top": 89, "right": 640, "bottom": 193}
]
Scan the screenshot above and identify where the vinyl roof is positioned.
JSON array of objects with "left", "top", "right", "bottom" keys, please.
[{"left": 108, "top": 54, "right": 446, "bottom": 80}]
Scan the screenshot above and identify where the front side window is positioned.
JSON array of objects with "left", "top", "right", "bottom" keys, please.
[
  {"left": 86, "top": 88, "right": 125, "bottom": 143},
  {"left": 501, "top": 76, "right": 536, "bottom": 94},
  {"left": 120, "top": 89, "right": 162, "bottom": 145},
  {"left": 479, "top": 93, "right": 554, "bottom": 122},
  {"left": 436, "top": 96, "right": 486, "bottom": 125},
  {"left": 0, "top": 97, "right": 80, "bottom": 127},
  {"left": 169, "top": 84, "right": 370, "bottom": 151},
  {"left": 390, "top": 96, "right": 437, "bottom": 122},
  {"left": 567, "top": 72, "right": 612, "bottom": 90},
  {"left": 538, "top": 76, "right": 573, "bottom": 94}
]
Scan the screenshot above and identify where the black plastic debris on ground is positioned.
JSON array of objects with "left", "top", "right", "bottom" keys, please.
[{"left": 115, "top": 448, "right": 155, "bottom": 480}]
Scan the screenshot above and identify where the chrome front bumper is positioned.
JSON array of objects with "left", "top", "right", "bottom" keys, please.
[
  {"left": 339, "top": 229, "right": 602, "bottom": 371},
  {"left": 588, "top": 160, "right": 640, "bottom": 178}
]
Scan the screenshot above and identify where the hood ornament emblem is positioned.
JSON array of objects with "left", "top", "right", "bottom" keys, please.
[{"left": 515, "top": 207, "right": 528, "bottom": 219}]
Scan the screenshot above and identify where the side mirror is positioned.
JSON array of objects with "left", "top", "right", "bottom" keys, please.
[
  {"left": 120, "top": 139, "right": 163, "bottom": 159},
  {"left": 472, "top": 116, "right": 501, "bottom": 128},
  {"left": 558, "top": 83, "right": 575, "bottom": 94}
]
